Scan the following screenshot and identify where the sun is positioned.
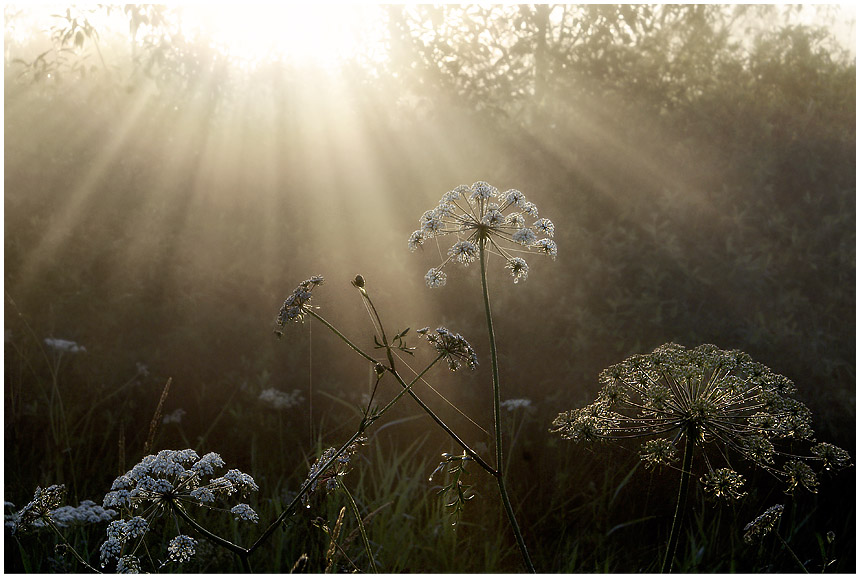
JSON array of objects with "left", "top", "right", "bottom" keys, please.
[{"left": 182, "top": 4, "right": 385, "bottom": 68}]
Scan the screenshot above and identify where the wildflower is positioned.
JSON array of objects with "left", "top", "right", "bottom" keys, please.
[
  {"left": 417, "top": 327, "right": 478, "bottom": 371},
  {"left": 640, "top": 438, "right": 678, "bottom": 469},
  {"left": 44, "top": 338, "right": 86, "bottom": 353},
  {"left": 162, "top": 408, "right": 186, "bottom": 424},
  {"left": 258, "top": 387, "right": 305, "bottom": 410},
  {"left": 116, "top": 555, "right": 141, "bottom": 574},
  {"left": 230, "top": 503, "right": 259, "bottom": 523},
  {"left": 10, "top": 484, "right": 66, "bottom": 534},
  {"left": 500, "top": 398, "right": 532, "bottom": 412},
  {"left": 811, "top": 442, "right": 853, "bottom": 471},
  {"left": 167, "top": 534, "right": 197, "bottom": 563},
  {"left": 701, "top": 468, "right": 747, "bottom": 502},
  {"left": 302, "top": 438, "right": 365, "bottom": 504},
  {"left": 408, "top": 181, "right": 557, "bottom": 286},
  {"left": 551, "top": 343, "right": 850, "bottom": 499},
  {"left": 274, "top": 275, "right": 324, "bottom": 335},
  {"left": 99, "top": 449, "right": 257, "bottom": 570},
  {"left": 743, "top": 504, "right": 784, "bottom": 544}
]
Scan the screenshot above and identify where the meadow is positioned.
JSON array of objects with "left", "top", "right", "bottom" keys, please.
[{"left": 4, "top": 5, "right": 856, "bottom": 573}]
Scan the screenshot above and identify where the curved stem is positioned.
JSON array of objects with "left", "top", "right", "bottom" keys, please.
[
  {"left": 776, "top": 531, "right": 809, "bottom": 573},
  {"left": 171, "top": 502, "right": 251, "bottom": 572},
  {"left": 662, "top": 431, "right": 695, "bottom": 573},
  {"left": 341, "top": 483, "right": 380, "bottom": 573},
  {"left": 389, "top": 368, "right": 496, "bottom": 474},
  {"left": 308, "top": 310, "right": 378, "bottom": 365},
  {"left": 478, "top": 243, "right": 535, "bottom": 573}
]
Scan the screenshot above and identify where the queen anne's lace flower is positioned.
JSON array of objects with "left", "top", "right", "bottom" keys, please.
[
  {"left": 551, "top": 343, "right": 851, "bottom": 500},
  {"left": 99, "top": 449, "right": 258, "bottom": 571},
  {"left": 274, "top": 275, "right": 324, "bottom": 335},
  {"left": 743, "top": 504, "right": 784, "bottom": 544},
  {"left": 417, "top": 327, "right": 478, "bottom": 371},
  {"left": 409, "top": 181, "right": 557, "bottom": 286},
  {"left": 302, "top": 438, "right": 366, "bottom": 504}
]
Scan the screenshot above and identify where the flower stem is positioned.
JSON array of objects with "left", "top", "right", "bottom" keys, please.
[
  {"left": 341, "top": 483, "right": 380, "bottom": 573},
  {"left": 478, "top": 243, "right": 535, "bottom": 573},
  {"left": 661, "top": 431, "right": 694, "bottom": 573},
  {"left": 776, "top": 531, "right": 809, "bottom": 573},
  {"left": 172, "top": 502, "right": 252, "bottom": 572}
]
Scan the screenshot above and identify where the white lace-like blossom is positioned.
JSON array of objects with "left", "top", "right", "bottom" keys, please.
[
  {"left": 409, "top": 181, "right": 558, "bottom": 286},
  {"left": 99, "top": 449, "right": 258, "bottom": 572},
  {"left": 274, "top": 275, "right": 325, "bottom": 335},
  {"left": 167, "top": 534, "right": 197, "bottom": 563},
  {"left": 258, "top": 388, "right": 305, "bottom": 410},
  {"left": 551, "top": 343, "right": 851, "bottom": 501},
  {"left": 231, "top": 503, "right": 259, "bottom": 523}
]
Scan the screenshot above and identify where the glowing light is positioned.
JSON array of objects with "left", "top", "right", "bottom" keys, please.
[{"left": 182, "top": 4, "right": 386, "bottom": 68}]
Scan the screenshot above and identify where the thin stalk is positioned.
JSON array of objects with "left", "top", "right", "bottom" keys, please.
[
  {"left": 171, "top": 502, "right": 251, "bottom": 572},
  {"left": 478, "top": 243, "right": 535, "bottom": 573},
  {"left": 776, "top": 531, "right": 809, "bottom": 573},
  {"left": 341, "top": 483, "right": 380, "bottom": 573},
  {"left": 389, "top": 368, "right": 496, "bottom": 475},
  {"left": 307, "top": 310, "right": 378, "bottom": 365},
  {"left": 662, "top": 431, "right": 695, "bottom": 573},
  {"left": 250, "top": 430, "right": 367, "bottom": 553}
]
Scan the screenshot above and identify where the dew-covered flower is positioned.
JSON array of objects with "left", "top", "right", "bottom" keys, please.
[
  {"left": 9, "top": 484, "right": 67, "bottom": 534},
  {"left": 302, "top": 438, "right": 366, "bottom": 504},
  {"left": 231, "top": 503, "right": 259, "bottom": 523},
  {"left": 167, "top": 534, "right": 197, "bottom": 563},
  {"left": 408, "top": 181, "right": 558, "bottom": 286},
  {"left": 701, "top": 468, "right": 747, "bottom": 502},
  {"left": 417, "top": 327, "right": 478, "bottom": 371},
  {"left": 743, "top": 504, "right": 784, "bottom": 544},
  {"left": 258, "top": 387, "right": 305, "bottom": 410},
  {"left": 99, "top": 449, "right": 258, "bottom": 571},
  {"left": 551, "top": 343, "right": 850, "bottom": 500},
  {"left": 274, "top": 275, "right": 325, "bottom": 335}
]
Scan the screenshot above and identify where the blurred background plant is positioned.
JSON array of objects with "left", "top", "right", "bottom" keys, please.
[{"left": 4, "top": 4, "right": 855, "bottom": 572}]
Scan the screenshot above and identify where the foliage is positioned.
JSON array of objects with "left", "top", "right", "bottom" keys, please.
[{"left": 5, "top": 3, "right": 855, "bottom": 573}]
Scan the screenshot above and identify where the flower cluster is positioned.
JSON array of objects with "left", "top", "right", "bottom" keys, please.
[
  {"left": 258, "top": 387, "right": 305, "bottom": 410},
  {"left": 409, "top": 181, "right": 557, "bottom": 287},
  {"left": 743, "top": 504, "right": 784, "bottom": 544},
  {"left": 274, "top": 275, "right": 324, "bottom": 335},
  {"left": 7, "top": 484, "right": 67, "bottom": 534},
  {"left": 100, "top": 449, "right": 258, "bottom": 570},
  {"left": 417, "top": 327, "right": 478, "bottom": 371},
  {"left": 301, "top": 437, "right": 366, "bottom": 504},
  {"left": 551, "top": 343, "right": 851, "bottom": 501}
]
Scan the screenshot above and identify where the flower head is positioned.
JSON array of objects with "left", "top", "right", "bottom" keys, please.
[
  {"left": 551, "top": 343, "right": 850, "bottom": 500},
  {"left": 409, "top": 181, "right": 557, "bottom": 286},
  {"left": 417, "top": 327, "right": 478, "bottom": 371},
  {"left": 301, "top": 437, "right": 366, "bottom": 504},
  {"left": 274, "top": 275, "right": 324, "bottom": 335},
  {"left": 743, "top": 504, "right": 784, "bottom": 544},
  {"left": 99, "top": 449, "right": 257, "bottom": 571}
]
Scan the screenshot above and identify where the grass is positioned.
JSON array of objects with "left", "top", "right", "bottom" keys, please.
[{"left": 4, "top": 289, "right": 855, "bottom": 573}]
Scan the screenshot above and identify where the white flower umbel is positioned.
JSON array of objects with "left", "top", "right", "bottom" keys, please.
[
  {"left": 409, "top": 181, "right": 557, "bottom": 287},
  {"left": 100, "top": 449, "right": 258, "bottom": 570}
]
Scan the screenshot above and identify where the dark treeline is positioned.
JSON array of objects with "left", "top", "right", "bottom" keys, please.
[{"left": 4, "top": 5, "right": 855, "bottom": 572}]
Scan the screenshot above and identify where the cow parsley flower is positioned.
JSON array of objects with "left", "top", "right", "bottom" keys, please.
[
  {"left": 743, "top": 504, "right": 784, "bottom": 544},
  {"left": 99, "top": 449, "right": 258, "bottom": 571},
  {"left": 259, "top": 388, "right": 305, "bottom": 410},
  {"left": 301, "top": 438, "right": 366, "bottom": 504},
  {"left": 417, "top": 327, "right": 478, "bottom": 371},
  {"left": 274, "top": 275, "right": 325, "bottom": 335},
  {"left": 8, "top": 485, "right": 67, "bottom": 534},
  {"left": 408, "top": 181, "right": 557, "bottom": 286},
  {"left": 551, "top": 343, "right": 851, "bottom": 500}
]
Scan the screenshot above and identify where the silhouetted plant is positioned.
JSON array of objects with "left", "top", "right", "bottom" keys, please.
[{"left": 551, "top": 342, "right": 852, "bottom": 572}]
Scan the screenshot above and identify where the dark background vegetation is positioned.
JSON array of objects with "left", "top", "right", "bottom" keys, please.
[{"left": 4, "top": 4, "right": 855, "bottom": 573}]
